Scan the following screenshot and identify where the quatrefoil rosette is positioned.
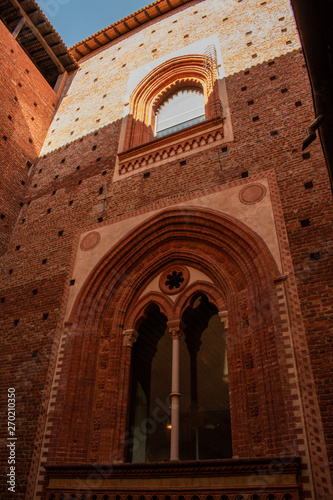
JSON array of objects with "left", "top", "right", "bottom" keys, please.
[{"left": 159, "top": 266, "right": 190, "bottom": 295}]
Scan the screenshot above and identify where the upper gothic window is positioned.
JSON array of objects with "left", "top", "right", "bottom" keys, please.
[
  {"left": 120, "top": 54, "right": 222, "bottom": 152},
  {"left": 155, "top": 87, "right": 205, "bottom": 138},
  {"left": 116, "top": 53, "right": 228, "bottom": 180}
]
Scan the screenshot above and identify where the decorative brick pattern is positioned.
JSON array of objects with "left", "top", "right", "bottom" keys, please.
[
  {"left": 44, "top": 460, "right": 301, "bottom": 500},
  {"left": 0, "top": 1, "right": 332, "bottom": 500},
  {"left": 118, "top": 118, "right": 223, "bottom": 176}
]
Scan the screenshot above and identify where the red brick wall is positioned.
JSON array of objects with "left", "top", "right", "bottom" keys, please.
[
  {"left": 0, "top": 20, "right": 60, "bottom": 258},
  {"left": 0, "top": 1, "right": 332, "bottom": 498}
]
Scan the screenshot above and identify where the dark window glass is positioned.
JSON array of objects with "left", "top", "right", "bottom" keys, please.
[
  {"left": 128, "top": 295, "right": 232, "bottom": 462},
  {"left": 128, "top": 305, "right": 171, "bottom": 462},
  {"left": 180, "top": 295, "right": 232, "bottom": 460}
]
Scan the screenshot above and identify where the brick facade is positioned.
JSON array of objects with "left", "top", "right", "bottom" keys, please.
[
  {"left": 0, "top": 1, "right": 332, "bottom": 499},
  {"left": 0, "top": 20, "right": 65, "bottom": 258}
]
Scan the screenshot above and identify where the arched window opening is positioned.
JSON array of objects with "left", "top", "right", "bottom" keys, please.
[
  {"left": 128, "top": 304, "right": 171, "bottom": 463},
  {"left": 180, "top": 294, "right": 232, "bottom": 460},
  {"left": 155, "top": 87, "right": 205, "bottom": 138},
  {"left": 127, "top": 294, "right": 231, "bottom": 463}
]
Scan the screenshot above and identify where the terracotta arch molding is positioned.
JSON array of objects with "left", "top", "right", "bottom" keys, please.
[
  {"left": 124, "top": 291, "right": 175, "bottom": 330},
  {"left": 68, "top": 206, "right": 280, "bottom": 327},
  {"left": 49, "top": 206, "right": 305, "bottom": 468},
  {"left": 124, "top": 280, "right": 226, "bottom": 331},
  {"left": 123, "top": 54, "right": 219, "bottom": 150},
  {"left": 173, "top": 280, "right": 227, "bottom": 320}
]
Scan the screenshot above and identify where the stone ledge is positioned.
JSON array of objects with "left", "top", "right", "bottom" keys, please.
[
  {"left": 117, "top": 118, "right": 224, "bottom": 177},
  {"left": 45, "top": 457, "right": 301, "bottom": 499}
]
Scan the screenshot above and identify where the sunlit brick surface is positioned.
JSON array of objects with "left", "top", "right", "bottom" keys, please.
[{"left": 0, "top": 1, "right": 332, "bottom": 500}]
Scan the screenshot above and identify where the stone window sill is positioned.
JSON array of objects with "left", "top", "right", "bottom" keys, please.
[{"left": 114, "top": 117, "right": 224, "bottom": 181}]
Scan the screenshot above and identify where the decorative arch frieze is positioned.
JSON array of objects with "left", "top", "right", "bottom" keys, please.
[
  {"left": 173, "top": 280, "right": 226, "bottom": 320},
  {"left": 69, "top": 207, "right": 280, "bottom": 328},
  {"left": 123, "top": 280, "right": 226, "bottom": 334}
]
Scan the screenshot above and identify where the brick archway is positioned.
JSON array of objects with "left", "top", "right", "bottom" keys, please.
[{"left": 49, "top": 207, "right": 294, "bottom": 467}]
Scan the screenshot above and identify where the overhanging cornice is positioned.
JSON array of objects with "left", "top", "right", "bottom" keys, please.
[
  {"left": 0, "top": 0, "right": 78, "bottom": 86},
  {"left": 69, "top": 0, "right": 197, "bottom": 62}
]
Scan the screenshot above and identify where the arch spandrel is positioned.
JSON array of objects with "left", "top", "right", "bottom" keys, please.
[
  {"left": 67, "top": 205, "right": 280, "bottom": 327},
  {"left": 66, "top": 176, "right": 284, "bottom": 324}
]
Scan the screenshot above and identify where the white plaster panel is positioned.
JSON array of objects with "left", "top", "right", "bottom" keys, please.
[{"left": 123, "top": 34, "right": 224, "bottom": 115}]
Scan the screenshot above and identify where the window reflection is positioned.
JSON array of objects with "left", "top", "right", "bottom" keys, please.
[
  {"left": 128, "top": 305, "right": 171, "bottom": 462},
  {"left": 155, "top": 88, "right": 205, "bottom": 138}
]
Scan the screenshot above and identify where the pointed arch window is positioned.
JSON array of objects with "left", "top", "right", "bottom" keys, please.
[
  {"left": 127, "top": 294, "right": 232, "bottom": 463},
  {"left": 155, "top": 87, "right": 205, "bottom": 138}
]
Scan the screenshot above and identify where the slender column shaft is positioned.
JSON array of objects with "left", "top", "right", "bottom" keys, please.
[
  {"left": 170, "top": 332, "right": 180, "bottom": 460},
  {"left": 167, "top": 321, "right": 184, "bottom": 461}
]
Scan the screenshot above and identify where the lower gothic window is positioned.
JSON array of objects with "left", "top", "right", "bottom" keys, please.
[{"left": 127, "top": 294, "right": 232, "bottom": 462}]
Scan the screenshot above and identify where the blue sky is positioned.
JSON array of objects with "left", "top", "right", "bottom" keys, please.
[{"left": 36, "top": 0, "right": 151, "bottom": 47}]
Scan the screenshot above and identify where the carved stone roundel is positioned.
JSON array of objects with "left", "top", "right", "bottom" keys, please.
[
  {"left": 80, "top": 231, "right": 101, "bottom": 251},
  {"left": 239, "top": 183, "right": 266, "bottom": 205},
  {"left": 159, "top": 266, "right": 190, "bottom": 295}
]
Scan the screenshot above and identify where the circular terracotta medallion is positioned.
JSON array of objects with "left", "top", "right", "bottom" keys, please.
[
  {"left": 239, "top": 183, "right": 266, "bottom": 205},
  {"left": 159, "top": 266, "right": 190, "bottom": 295},
  {"left": 80, "top": 231, "right": 101, "bottom": 251}
]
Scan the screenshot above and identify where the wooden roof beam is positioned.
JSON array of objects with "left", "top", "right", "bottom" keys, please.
[
  {"left": 1, "top": 5, "right": 17, "bottom": 16},
  {"left": 123, "top": 21, "right": 130, "bottom": 31},
  {"left": 26, "top": 8, "right": 39, "bottom": 17},
  {"left": 57, "top": 52, "right": 71, "bottom": 59},
  {"left": 144, "top": 10, "right": 152, "bottom": 21},
  {"left": 35, "top": 20, "right": 48, "bottom": 29},
  {"left": 83, "top": 42, "right": 92, "bottom": 52},
  {"left": 103, "top": 32, "right": 112, "bottom": 42},
  {"left": 43, "top": 31, "right": 58, "bottom": 38},
  {"left": 74, "top": 47, "right": 84, "bottom": 58},
  {"left": 20, "top": 0, "right": 32, "bottom": 7},
  {"left": 49, "top": 42, "right": 62, "bottom": 49},
  {"left": 12, "top": 17, "right": 25, "bottom": 38},
  {"left": 7, "top": 0, "right": 65, "bottom": 73},
  {"left": 28, "top": 46, "right": 47, "bottom": 55}
]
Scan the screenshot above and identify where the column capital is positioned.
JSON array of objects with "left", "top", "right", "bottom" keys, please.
[
  {"left": 218, "top": 310, "right": 229, "bottom": 330},
  {"left": 122, "top": 329, "right": 139, "bottom": 347},
  {"left": 167, "top": 320, "right": 185, "bottom": 339}
]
